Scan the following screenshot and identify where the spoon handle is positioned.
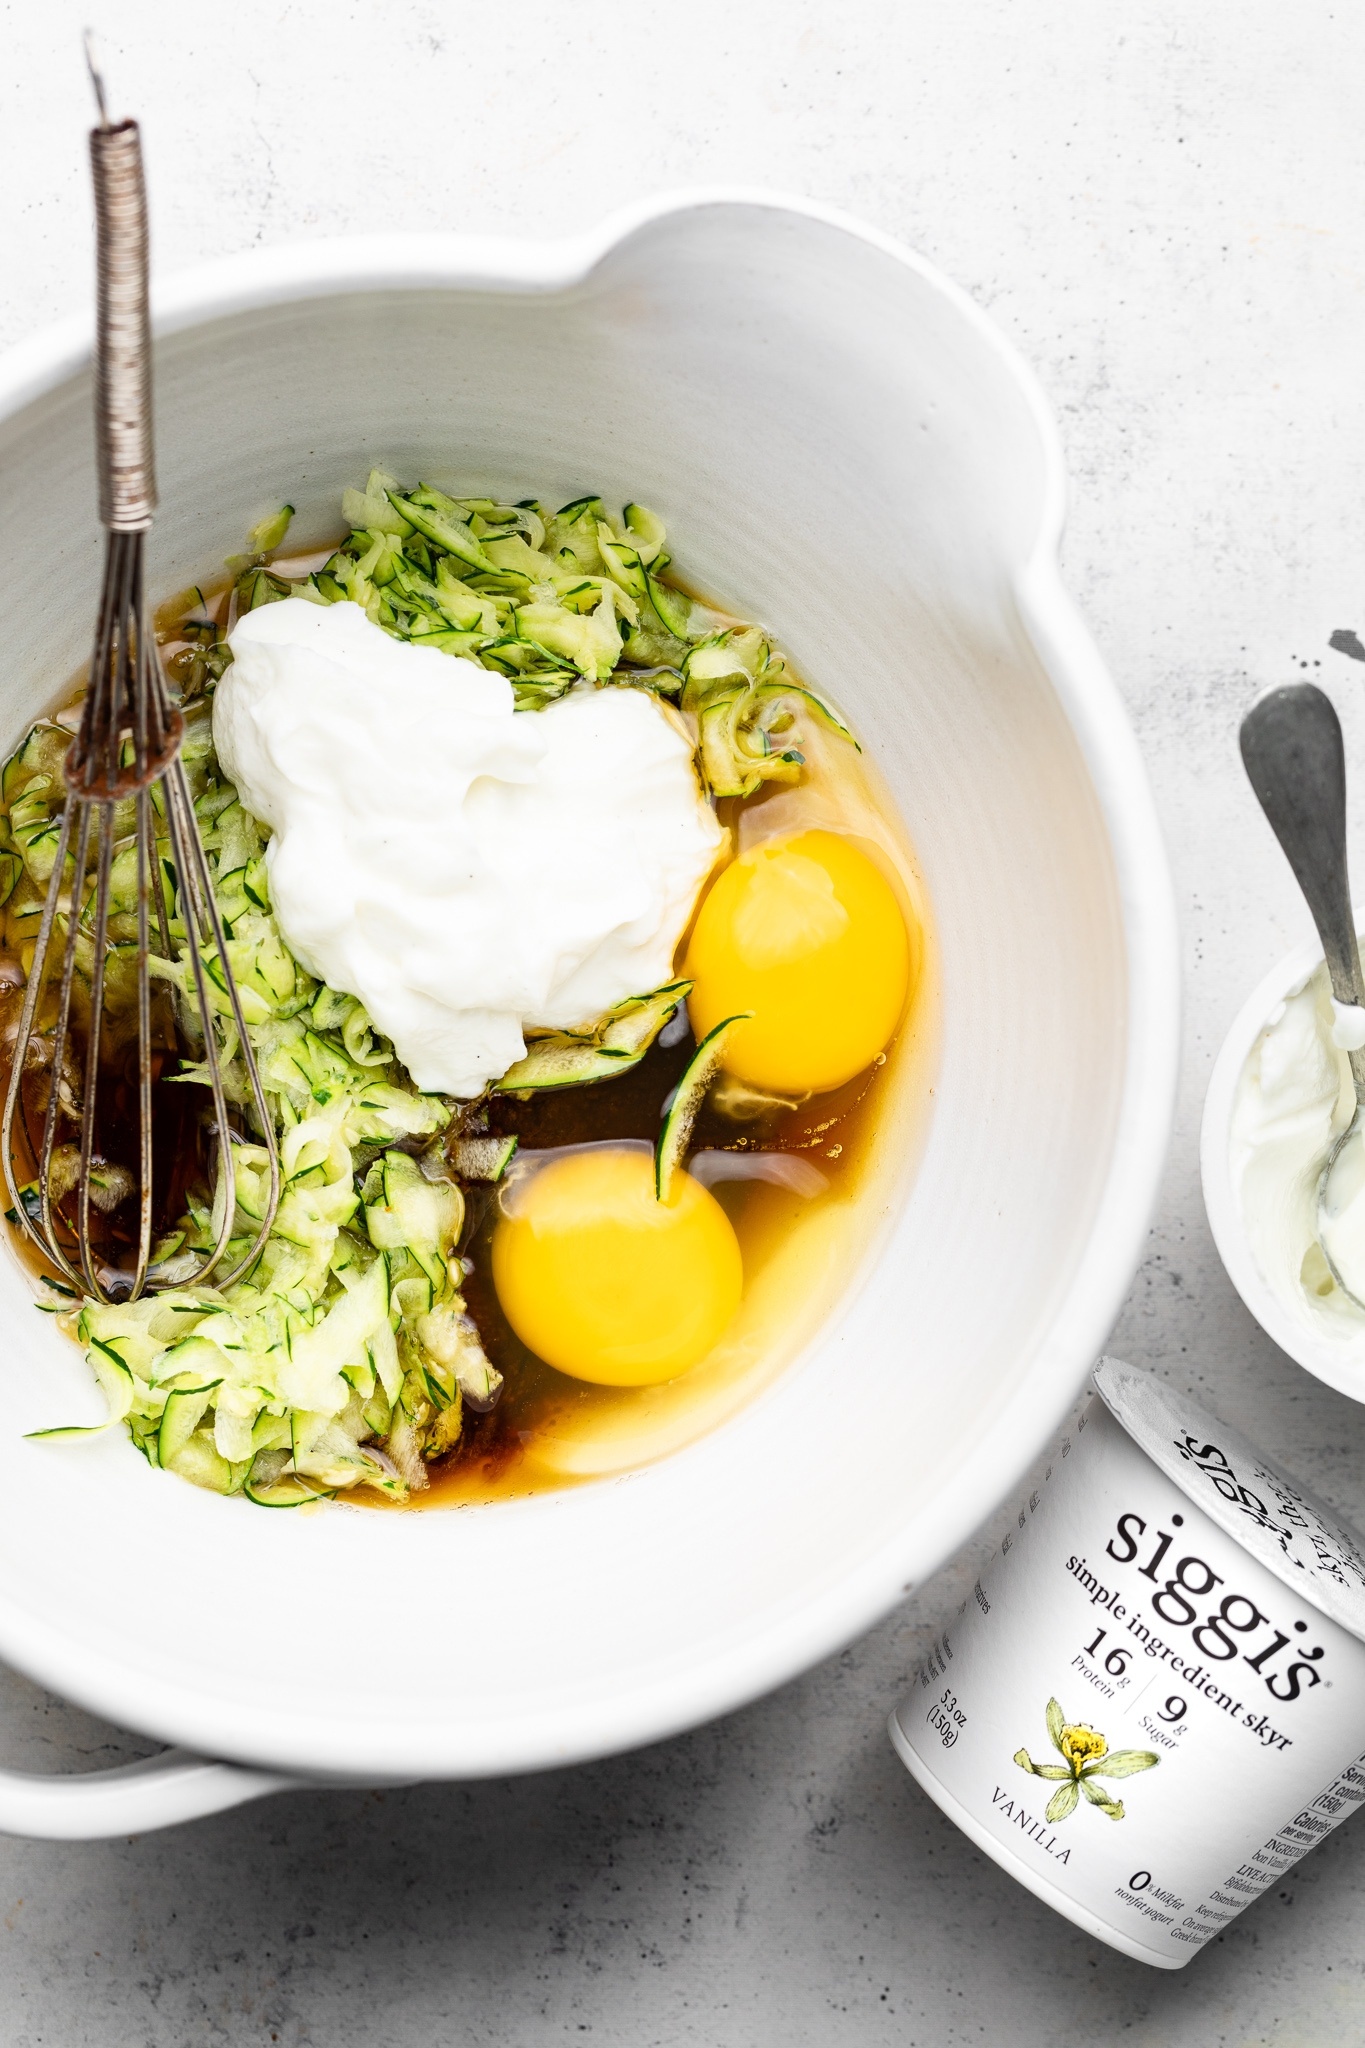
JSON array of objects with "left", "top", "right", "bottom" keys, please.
[{"left": 1241, "top": 683, "right": 1365, "bottom": 1099}]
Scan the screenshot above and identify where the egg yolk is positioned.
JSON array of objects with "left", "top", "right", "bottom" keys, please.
[
  {"left": 491, "top": 1146, "right": 743, "bottom": 1386},
  {"left": 684, "top": 829, "right": 914, "bottom": 1095}
]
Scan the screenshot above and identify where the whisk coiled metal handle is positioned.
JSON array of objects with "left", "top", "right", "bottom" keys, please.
[{"left": 90, "top": 120, "right": 156, "bottom": 533}]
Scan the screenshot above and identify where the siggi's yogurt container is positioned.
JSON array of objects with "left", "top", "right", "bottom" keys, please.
[{"left": 889, "top": 1358, "right": 1365, "bottom": 1967}]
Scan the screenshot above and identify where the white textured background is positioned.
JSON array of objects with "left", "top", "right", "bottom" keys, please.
[{"left": 6, "top": 2, "right": 1365, "bottom": 2041}]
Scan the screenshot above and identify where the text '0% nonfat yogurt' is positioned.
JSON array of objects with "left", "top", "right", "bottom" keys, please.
[{"left": 889, "top": 1356, "right": 1365, "bottom": 1968}]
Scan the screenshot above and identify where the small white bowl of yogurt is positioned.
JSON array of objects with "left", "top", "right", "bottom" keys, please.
[{"left": 1202, "top": 929, "right": 1365, "bottom": 1398}]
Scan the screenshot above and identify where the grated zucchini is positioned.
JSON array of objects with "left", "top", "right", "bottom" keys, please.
[
  {"left": 194, "top": 470, "right": 853, "bottom": 797},
  {"left": 5, "top": 710, "right": 484, "bottom": 1503},
  {"left": 4, "top": 466, "right": 854, "bottom": 1502},
  {"left": 494, "top": 981, "right": 690, "bottom": 1093},
  {"left": 450, "top": 1135, "right": 518, "bottom": 1183},
  {"left": 655, "top": 1014, "right": 750, "bottom": 1203}
]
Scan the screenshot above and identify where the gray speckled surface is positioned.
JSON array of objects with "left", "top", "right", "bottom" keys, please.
[{"left": 6, "top": 1, "right": 1365, "bottom": 2040}]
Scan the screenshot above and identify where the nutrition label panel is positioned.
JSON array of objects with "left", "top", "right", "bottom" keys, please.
[{"left": 1174, "top": 1752, "right": 1365, "bottom": 1947}]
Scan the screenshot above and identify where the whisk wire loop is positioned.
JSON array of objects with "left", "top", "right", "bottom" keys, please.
[
  {"left": 25, "top": 801, "right": 85, "bottom": 1296},
  {"left": 162, "top": 755, "right": 282, "bottom": 1291},
  {"left": 0, "top": 641, "right": 283, "bottom": 1302},
  {"left": 134, "top": 786, "right": 155, "bottom": 1297},
  {"left": 75, "top": 802, "right": 117, "bottom": 1298}
]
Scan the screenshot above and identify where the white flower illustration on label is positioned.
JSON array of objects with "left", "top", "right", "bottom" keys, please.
[{"left": 1013, "top": 1697, "right": 1160, "bottom": 1823}]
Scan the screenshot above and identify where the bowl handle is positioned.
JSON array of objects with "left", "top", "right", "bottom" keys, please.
[{"left": 0, "top": 1750, "right": 359, "bottom": 1840}]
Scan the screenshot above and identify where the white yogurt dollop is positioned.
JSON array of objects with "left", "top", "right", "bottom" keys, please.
[
  {"left": 1230, "top": 964, "right": 1365, "bottom": 1335},
  {"left": 215, "top": 599, "right": 723, "bottom": 1095}
]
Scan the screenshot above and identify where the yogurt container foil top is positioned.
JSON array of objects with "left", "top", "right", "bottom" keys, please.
[{"left": 1096, "top": 1359, "right": 1365, "bottom": 1644}]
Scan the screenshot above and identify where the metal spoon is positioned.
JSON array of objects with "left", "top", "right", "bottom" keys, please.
[{"left": 1240, "top": 684, "right": 1365, "bottom": 1305}]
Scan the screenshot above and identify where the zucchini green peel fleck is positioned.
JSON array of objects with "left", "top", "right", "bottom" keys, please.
[
  {"left": 655, "top": 1014, "right": 752, "bottom": 1203},
  {"left": 495, "top": 981, "right": 691, "bottom": 1094}
]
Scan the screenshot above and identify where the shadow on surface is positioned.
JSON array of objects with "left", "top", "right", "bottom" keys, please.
[{"left": 3, "top": 1526, "right": 1364, "bottom": 2048}]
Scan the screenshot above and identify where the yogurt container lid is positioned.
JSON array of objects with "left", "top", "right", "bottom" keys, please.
[{"left": 1094, "top": 1356, "right": 1365, "bottom": 1644}]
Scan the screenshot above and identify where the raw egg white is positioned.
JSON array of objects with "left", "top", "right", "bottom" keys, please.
[
  {"left": 685, "top": 829, "right": 914, "bottom": 1095},
  {"left": 492, "top": 1146, "right": 743, "bottom": 1386}
]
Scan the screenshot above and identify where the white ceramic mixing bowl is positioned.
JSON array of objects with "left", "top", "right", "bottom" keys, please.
[{"left": 0, "top": 192, "right": 1178, "bottom": 1837}]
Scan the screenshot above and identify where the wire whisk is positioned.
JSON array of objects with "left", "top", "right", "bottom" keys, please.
[{"left": 0, "top": 58, "right": 280, "bottom": 1303}]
